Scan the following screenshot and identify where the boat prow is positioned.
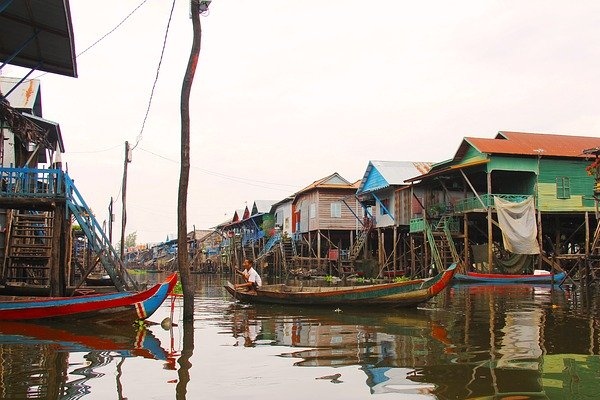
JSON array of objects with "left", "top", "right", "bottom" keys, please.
[{"left": 0, "top": 273, "right": 178, "bottom": 322}]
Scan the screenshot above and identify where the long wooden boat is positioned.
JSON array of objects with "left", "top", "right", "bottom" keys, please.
[
  {"left": 224, "top": 263, "right": 456, "bottom": 307},
  {"left": 0, "top": 273, "right": 177, "bottom": 322},
  {"left": 453, "top": 270, "right": 566, "bottom": 284}
]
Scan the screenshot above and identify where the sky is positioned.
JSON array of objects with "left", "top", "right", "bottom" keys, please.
[{"left": 3, "top": 0, "right": 600, "bottom": 245}]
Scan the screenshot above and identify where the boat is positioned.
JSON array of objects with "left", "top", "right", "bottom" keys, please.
[
  {"left": 85, "top": 273, "right": 114, "bottom": 286},
  {"left": 224, "top": 263, "right": 456, "bottom": 307},
  {"left": 453, "top": 270, "right": 566, "bottom": 284},
  {"left": 0, "top": 273, "right": 177, "bottom": 322}
]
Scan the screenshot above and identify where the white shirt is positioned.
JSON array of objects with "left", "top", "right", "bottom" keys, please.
[{"left": 245, "top": 267, "right": 262, "bottom": 287}]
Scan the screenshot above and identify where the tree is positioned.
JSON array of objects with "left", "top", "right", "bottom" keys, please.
[{"left": 124, "top": 231, "right": 137, "bottom": 248}]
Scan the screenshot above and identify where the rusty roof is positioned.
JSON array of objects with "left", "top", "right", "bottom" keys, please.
[{"left": 463, "top": 131, "right": 600, "bottom": 158}]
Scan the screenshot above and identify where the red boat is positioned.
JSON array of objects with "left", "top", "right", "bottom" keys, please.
[{"left": 0, "top": 273, "right": 177, "bottom": 322}]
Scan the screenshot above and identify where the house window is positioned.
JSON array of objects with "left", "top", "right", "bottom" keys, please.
[
  {"left": 556, "top": 177, "right": 571, "bottom": 199},
  {"left": 380, "top": 198, "right": 390, "bottom": 215},
  {"left": 309, "top": 203, "right": 316, "bottom": 218},
  {"left": 331, "top": 202, "right": 342, "bottom": 218}
]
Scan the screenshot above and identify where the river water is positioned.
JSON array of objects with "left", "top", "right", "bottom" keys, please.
[{"left": 1, "top": 273, "right": 599, "bottom": 399}]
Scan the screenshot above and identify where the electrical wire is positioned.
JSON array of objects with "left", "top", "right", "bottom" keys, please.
[
  {"left": 137, "top": 146, "right": 299, "bottom": 190},
  {"left": 32, "top": 0, "right": 150, "bottom": 79},
  {"left": 131, "top": 0, "right": 177, "bottom": 150}
]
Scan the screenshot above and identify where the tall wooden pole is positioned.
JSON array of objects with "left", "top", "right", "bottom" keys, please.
[
  {"left": 179, "top": 0, "right": 202, "bottom": 321},
  {"left": 120, "top": 141, "right": 131, "bottom": 260}
]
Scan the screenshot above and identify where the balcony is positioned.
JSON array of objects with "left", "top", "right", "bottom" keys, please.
[{"left": 453, "top": 193, "right": 531, "bottom": 213}]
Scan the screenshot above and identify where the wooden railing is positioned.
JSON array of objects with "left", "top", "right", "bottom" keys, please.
[
  {"left": 453, "top": 193, "right": 531, "bottom": 213},
  {"left": 0, "top": 167, "right": 65, "bottom": 197}
]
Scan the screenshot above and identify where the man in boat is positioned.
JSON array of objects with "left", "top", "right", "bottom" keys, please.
[{"left": 235, "top": 259, "right": 262, "bottom": 292}]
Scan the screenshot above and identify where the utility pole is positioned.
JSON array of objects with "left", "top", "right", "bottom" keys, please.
[
  {"left": 178, "top": 0, "right": 205, "bottom": 321},
  {"left": 109, "top": 196, "right": 114, "bottom": 244},
  {"left": 121, "top": 141, "right": 131, "bottom": 260}
]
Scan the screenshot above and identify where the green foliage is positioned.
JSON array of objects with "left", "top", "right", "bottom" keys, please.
[
  {"left": 261, "top": 215, "right": 275, "bottom": 238},
  {"left": 72, "top": 224, "right": 82, "bottom": 231},
  {"left": 324, "top": 275, "right": 334, "bottom": 283},
  {"left": 393, "top": 276, "right": 410, "bottom": 283},
  {"left": 173, "top": 280, "right": 183, "bottom": 295},
  {"left": 125, "top": 232, "right": 137, "bottom": 247}
]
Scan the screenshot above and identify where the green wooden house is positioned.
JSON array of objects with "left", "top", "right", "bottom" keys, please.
[{"left": 406, "top": 131, "right": 600, "bottom": 277}]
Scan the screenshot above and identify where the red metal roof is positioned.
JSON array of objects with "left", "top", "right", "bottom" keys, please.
[{"left": 465, "top": 131, "right": 600, "bottom": 158}]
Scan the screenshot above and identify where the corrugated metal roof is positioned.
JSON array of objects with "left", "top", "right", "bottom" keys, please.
[
  {"left": 21, "top": 112, "right": 64, "bottom": 153},
  {"left": 466, "top": 131, "right": 600, "bottom": 158},
  {"left": 357, "top": 160, "right": 433, "bottom": 194},
  {"left": 251, "top": 200, "right": 277, "bottom": 215},
  {"left": 0, "top": 0, "right": 77, "bottom": 77},
  {"left": 295, "top": 172, "right": 354, "bottom": 194},
  {"left": 0, "top": 77, "right": 41, "bottom": 110}
]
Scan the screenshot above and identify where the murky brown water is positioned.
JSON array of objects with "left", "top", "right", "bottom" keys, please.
[{"left": 1, "top": 273, "right": 599, "bottom": 399}]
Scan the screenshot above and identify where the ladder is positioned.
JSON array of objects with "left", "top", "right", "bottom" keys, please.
[
  {"left": 350, "top": 219, "right": 373, "bottom": 261},
  {"left": 3, "top": 211, "right": 53, "bottom": 286}
]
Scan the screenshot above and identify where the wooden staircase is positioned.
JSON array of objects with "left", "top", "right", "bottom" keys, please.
[
  {"left": 425, "top": 215, "right": 461, "bottom": 273},
  {"left": 350, "top": 219, "right": 373, "bottom": 261},
  {"left": 279, "top": 235, "right": 295, "bottom": 270},
  {"left": 587, "top": 221, "right": 600, "bottom": 280},
  {"left": 3, "top": 211, "right": 53, "bottom": 286}
]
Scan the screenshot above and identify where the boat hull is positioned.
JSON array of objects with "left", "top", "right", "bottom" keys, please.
[
  {"left": 453, "top": 271, "right": 566, "bottom": 284},
  {"left": 0, "top": 273, "right": 177, "bottom": 322},
  {"left": 224, "top": 263, "right": 456, "bottom": 307}
]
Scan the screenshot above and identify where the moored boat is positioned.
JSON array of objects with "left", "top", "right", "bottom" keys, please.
[
  {"left": 224, "top": 263, "right": 456, "bottom": 307},
  {"left": 453, "top": 270, "right": 566, "bottom": 284},
  {"left": 0, "top": 273, "right": 177, "bottom": 322}
]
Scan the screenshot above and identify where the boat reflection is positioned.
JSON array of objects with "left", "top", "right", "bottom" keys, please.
[
  {"left": 225, "top": 304, "right": 449, "bottom": 396},
  {"left": 0, "top": 321, "right": 169, "bottom": 399},
  {"left": 224, "top": 282, "right": 600, "bottom": 398}
]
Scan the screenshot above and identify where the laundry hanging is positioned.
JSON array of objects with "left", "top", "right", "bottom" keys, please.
[{"left": 494, "top": 196, "right": 540, "bottom": 254}]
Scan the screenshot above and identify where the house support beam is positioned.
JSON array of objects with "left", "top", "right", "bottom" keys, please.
[
  {"left": 487, "top": 171, "right": 493, "bottom": 272},
  {"left": 460, "top": 169, "right": 487, "bottom": 209}
]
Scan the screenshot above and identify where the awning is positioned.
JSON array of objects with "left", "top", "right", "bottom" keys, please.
[
  {"left": 21, "top": 112, "right": 64, "bottom": 152},
  {"left": 0, "top": 0, "right": 77, "bottom": 77},
  {"left": 404, "top": 159, "right": 489, "bottom": 183}
]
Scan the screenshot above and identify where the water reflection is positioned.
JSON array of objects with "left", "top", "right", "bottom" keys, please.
[
  {"left": 0, "top": 321, "right": 169, "bottom": 399},
  {"left": 221, "top": 281, "right": 600, "bottom": 399}
]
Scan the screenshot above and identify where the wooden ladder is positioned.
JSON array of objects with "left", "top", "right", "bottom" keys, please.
[{"left": 4, "top": 211, "right": 54, "bottom": 286}]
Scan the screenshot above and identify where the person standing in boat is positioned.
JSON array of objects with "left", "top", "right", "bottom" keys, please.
[{"left": 235, "top": 259, "right": 262, "bottom": 291}]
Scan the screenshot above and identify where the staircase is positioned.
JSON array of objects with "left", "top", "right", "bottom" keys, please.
[
  {"left": 63, "top": 174, "right": 136, "bottom": 291},
  {"left": 279, "top": 235, "right": 296, "bottom": 270},
  {"left": 425, "top": 215, "right": 461, "bottom": 273},
  {"left": 588, "top": 221, "right": 600, "bottom": 280},
  {"left": 255, "top": 232, "right": 281, "bottom": 262},
  {"left": 350, "top": 219, "right": 373, "bottom": 261},
  {"left": 3, "top": 211, "right": 53, "bottom": 286}
]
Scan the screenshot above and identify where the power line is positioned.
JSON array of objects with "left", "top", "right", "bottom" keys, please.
[
  {"left": 33, "top": 0, "right": 150, "bottom": 79},
  {"left": 131, "top": 0, "right": 177, "bottom": 150},
  {"left": 77, "top": 0, "right": 149, "bottom": 58},
  {"left": 137, "top": 146, "right": 299, "bottom": 189}
]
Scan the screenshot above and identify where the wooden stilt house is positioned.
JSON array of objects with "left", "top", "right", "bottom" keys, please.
[
  {"left": 405, "top": 131, "right": 600, "bottom": 280},
  {"left": 356, "top": 161, "right": 432, "bottom": 278},
  {"left": 0, "top": 3, "right": 135, "bottom": 295},
  {"left": 291, "top": 173, "right": 361, "bottom": 276}
]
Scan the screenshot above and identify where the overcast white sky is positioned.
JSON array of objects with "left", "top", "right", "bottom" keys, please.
[{"left": 4, "top": 0, "right": 600, "bottom": 244}]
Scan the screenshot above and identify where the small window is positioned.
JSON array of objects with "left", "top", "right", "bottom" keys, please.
[
  {"left": 309, "top": 203, "right": 316, "bottom": 218},
  {"left": 556, "top": 177, "right": 571, "bottom": 199},
  {"left": 331, "top": 202, "right": 342, "bottom": 218},
  {"left": 380, "top": 198, "right": 390, "bottom": 215}
]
